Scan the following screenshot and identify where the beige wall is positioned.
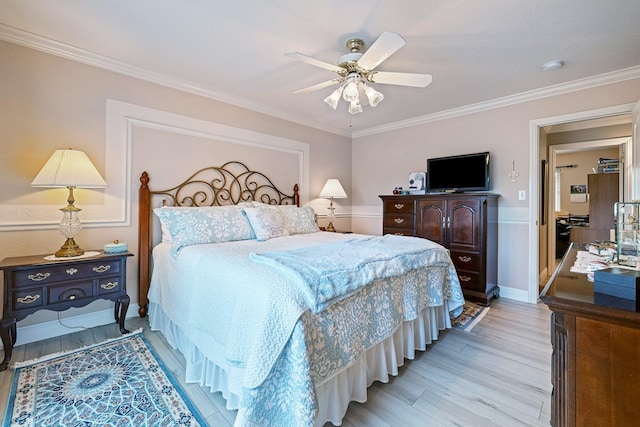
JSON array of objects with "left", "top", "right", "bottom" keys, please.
[
  {"left": 352, "top": 79, "right": 640, "bottom": 300},
  {"left": 0, "top": 40, "right": 351, "bottom": 334}
]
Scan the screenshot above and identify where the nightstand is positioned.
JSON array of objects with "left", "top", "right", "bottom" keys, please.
[{"left": 0, "top": 251, "right": 132, "bottom": 371}]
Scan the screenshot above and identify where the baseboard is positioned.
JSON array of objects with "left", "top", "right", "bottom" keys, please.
[
  {"left": 10, "top": 303, "right": 141, "bottom": 347},
  {"left": 496, "top": 286, "right": 531, "bottom": 303}
]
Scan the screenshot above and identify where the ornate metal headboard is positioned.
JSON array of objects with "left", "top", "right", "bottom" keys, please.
[{"left": 137, "top": 161, "right": 300, "bottom": 317}]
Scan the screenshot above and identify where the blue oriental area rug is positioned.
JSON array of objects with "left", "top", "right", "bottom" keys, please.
[{"left": 3, "top": 329, "right": 205, "bottom": 426}]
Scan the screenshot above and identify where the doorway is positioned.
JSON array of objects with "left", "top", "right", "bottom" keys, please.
[
  {"left": 547, "top": 137, "right": 631, "bottom": 273},
  {"left": 528, "top": 102, "right": 638, "bottom": 303}
]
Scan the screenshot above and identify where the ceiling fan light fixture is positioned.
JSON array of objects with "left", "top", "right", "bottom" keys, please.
[
  {"left": 323, "top": 86, "right": 343, "bottom": 109},
  {"left": 362, "top": 83, "right": 384, "bottom": 107},
  {"left": 287, "top": 31, "right": 430, "bottom": 116}
]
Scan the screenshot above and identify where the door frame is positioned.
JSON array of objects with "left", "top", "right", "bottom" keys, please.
[{"left": 529, "top": 103, "right": 637, "bottom": 303}]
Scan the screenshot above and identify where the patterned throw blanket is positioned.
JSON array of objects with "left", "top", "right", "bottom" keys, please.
[{"left": 250, "top": 234, "right": 454, "bottom": 313}]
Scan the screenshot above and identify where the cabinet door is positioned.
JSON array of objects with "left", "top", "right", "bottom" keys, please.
[
  {"left": 447, "top": 198, "right": 482, "bottom": 252},
  {"left": 417, "top": 199, "right": 447, "bottom": 246}
]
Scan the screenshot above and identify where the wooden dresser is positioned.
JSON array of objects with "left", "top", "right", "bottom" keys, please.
[
  {"left": 379, "top": 193, "right": 499, "bottom": 305},
  {"left": 540, "top": 243, "right": 640, "bottom": 427}
]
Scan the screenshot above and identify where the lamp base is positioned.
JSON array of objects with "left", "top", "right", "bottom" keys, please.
[
  {"left": 326, "top": 222, "right": 336, "bottom": 232},
  {"left": 55, "top": 238, "right": 85, "bottom": 257}
]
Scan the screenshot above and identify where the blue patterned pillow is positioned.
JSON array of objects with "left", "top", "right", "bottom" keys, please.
[
  {"left": 242, "top": 206, "right": 290, "bottom": 241},
  {"left": 153, "top": 205, "right": 255, "bottom": 257},
  {"left": 277, "top": 205, "right": 319, "bottom": 234}
]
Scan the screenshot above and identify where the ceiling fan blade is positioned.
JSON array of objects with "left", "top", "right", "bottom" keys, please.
[
  {"left": 369, "top": 71, "right": 433, "bottom": 87},
  {"left": 284, "top": 51, "right": 344, "bottom": 73},
  {"left": 357, "top": 32, "right": 406, "bottom": 71},
  {"left": 293, "top": 78, "right": 343, "bottom": 94}
]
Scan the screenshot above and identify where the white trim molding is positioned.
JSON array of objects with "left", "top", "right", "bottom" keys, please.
[{"left": 106, "top": 99, "right": 311, "bottom": 206}]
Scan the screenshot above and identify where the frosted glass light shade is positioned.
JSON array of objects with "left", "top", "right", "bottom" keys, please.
[
  {"left": 348, "top": 100, "right": 362, "bottom": 114},
  {"left": 31, "top": 148, "right": 107, "bottom": 188},
  {"left": 323, "top": 86, "right": 344, "bottom": 110},
  {"left": 342, "top": 80, "right": 359, "bottom": 102},
  {"left": 362, "top": 83, "right": 384, "bottom": 107},
  {"left": 319, "top": 179, "right": 347, "bottom": 199}
]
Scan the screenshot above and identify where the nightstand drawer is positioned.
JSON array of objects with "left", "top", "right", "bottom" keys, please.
[
  {"left": 384, "top": 200, "right": 414, "bottom": 213},
  {"left": 13, "top": 260, "right": 121, "bottom": 287},
  {"left": 48, "top": 280, "right": 95, "bottom": 304},
  {"left": 383, "top": 213, "right": 414, "bottom": 229},
  {"left": 98, "top": 277, "right": 124, "bottom": 295},
  {"left": 13, "top": 289, "right": 45, "bottom": 310}
]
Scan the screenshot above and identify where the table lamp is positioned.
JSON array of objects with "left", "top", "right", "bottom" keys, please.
[
  {"left": 31, "top": 148, "right": 107, "bottom": 257},
  {"left": 319, "top": 178, "right": 347, "bottom": 232}
]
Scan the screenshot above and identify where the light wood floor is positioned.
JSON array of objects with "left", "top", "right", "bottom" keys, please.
[{"left": 0, "top": 298, "right": 552, "bottom": 426}]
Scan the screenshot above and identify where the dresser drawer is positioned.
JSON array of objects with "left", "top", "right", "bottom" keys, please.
[
  {"left": 13, "top": 260, "right": 121, "bottom": 287},
  {"left": 383, "top": 227, "right": 415, "bottom": 236},
  {"left": 383, "top": 213, "right": 414, "bottom": 229},
  {"left": 48, "top": 280, "right": 95, "bottom": 304},
  {"left": 384, "top": 200, "right": 414, "bottom": 213},
  {"left": 450, "top": 251, "right": 481, "bottom": 271},
  {"left": 456, "top": 270, "right": 484, "bottom": 292}
]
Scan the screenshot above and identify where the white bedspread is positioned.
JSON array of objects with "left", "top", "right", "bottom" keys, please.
[{"left": 148, "top": 232, "right": 464, "bottom": 426}]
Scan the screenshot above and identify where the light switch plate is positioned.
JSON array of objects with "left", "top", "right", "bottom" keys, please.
[{"left": 518, "top": 190, "right": 526, "bottom": 200}]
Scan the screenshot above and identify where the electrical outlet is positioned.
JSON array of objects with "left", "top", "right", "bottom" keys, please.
[{"left": 518, "top": 190, "right": 526, "bottom": 200}]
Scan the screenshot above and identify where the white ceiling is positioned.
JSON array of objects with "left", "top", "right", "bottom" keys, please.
[{"left": 1, "top": 0, "right": 640, "bottom": 137}]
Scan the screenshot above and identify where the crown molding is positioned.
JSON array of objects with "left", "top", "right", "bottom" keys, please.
[
  {"left": 2, "top": 23, "right": 638, "bottom": 140},
  {"left": 353, "top": 66, "right": 640, "bottom": 138},
  {"left": 0, "top": 23, "right": 351, "bottom": 138}
]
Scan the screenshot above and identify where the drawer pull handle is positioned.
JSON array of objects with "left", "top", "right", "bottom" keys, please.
[
  {"left": 458, "top": 256, "right": 472, "bottom": 263},
  {"left": 27, "top": 273, "right": 50, "bottom": 282},
  {"left": 93, "top": 265, "right": 111, "bottom": 273},
  {"left": 394, "top": 204, "right": 405, "bottom": 210},
  {"left": 58, "top": 288, "right": 86, "bottom": 301},
  {"left": 101, "top": 282, "right": 119, "bottom": 290},
  {"left": 17, "top": 295, "right": 40, "bottom": 304},
  {"left": 394, "top": 218, "right": 405, "bottom": 224},
  {"left": 66, "top": 268, "right": 78, "bottom": 275},
  {"left": 459, "top": 275, "right": 472, "bottom": 282}
]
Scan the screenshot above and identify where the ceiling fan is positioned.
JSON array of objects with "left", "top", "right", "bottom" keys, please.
[{"left": 285, "top": 32, "right": 432, "bottom": 114}]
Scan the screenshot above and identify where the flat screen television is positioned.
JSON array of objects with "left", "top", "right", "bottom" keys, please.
[{"left": 426, "top": 151, "right": 490, "bottom": 193}]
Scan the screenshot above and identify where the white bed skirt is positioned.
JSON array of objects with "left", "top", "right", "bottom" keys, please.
[{"left": 149, "top": 301, "right": 452, "bottom": 426}]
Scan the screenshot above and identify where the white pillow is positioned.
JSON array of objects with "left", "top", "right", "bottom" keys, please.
[
  {"left": 153, "top": 205, "right": 256, "bottom": 257},
  {"left": 276, "top": 205, "right": 319, "bottom": 234},
  {"left": 243, "top": 206, "right": 290, "bottom": 241},
  {"left": 155, "top": 203, "right": 254, "bottom": 242}
]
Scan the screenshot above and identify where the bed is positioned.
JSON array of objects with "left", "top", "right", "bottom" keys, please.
[{"left": 137, "top": 161, "right": 465, "bottom": 426}]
